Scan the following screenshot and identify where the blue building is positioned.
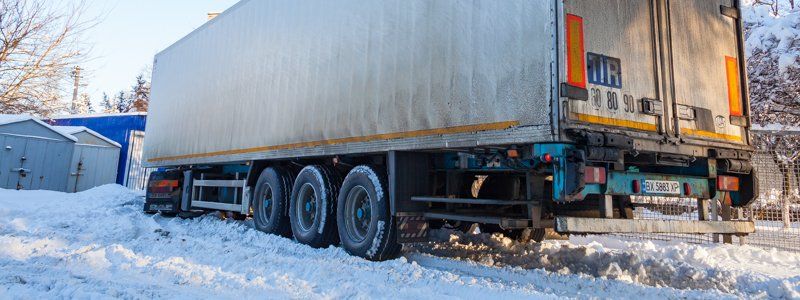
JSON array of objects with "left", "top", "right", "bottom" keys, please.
[{"left": 49, "top": 113, "right": 151, "bottom": 189}]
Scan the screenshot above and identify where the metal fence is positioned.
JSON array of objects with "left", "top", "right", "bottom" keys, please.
[
  {"left": 622, "top": 148, "right": 800, "bottom": 252},
  {"left": 743, "top": 150, "right": 800, "bottom": 252}
]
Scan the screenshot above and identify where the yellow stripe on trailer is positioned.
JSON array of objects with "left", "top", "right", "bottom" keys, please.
[
  {"left": 681, "top": 128, "right": 743, "bottom": 143},
  {"left": 148, "top": 120, "right": 521, "bottom": 162},
  {"left": 571, "top": 113, "right": 658, "bottom": 132}
]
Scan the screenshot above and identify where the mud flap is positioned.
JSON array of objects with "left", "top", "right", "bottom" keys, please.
[{"left": 396, "top": 213, "right": 429, "bottom": 243}]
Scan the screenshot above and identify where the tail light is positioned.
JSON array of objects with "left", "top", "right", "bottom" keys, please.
[
  {"left": 149, "top": 180, "right": 179, "bottom": 188},
  {"left": 540, "top": 153, "right": 554, "bottom": 164},
  {"left": 584, "top": 166, "right": 606, "bottom": 184},
  {"left": 725, "top": 56, "right": 743, "bottom": 117},
  {"left": 632, "top": 180, "right": 641, "bottom": 194},
  {"left": 565, "top": 14, "right": 587, "bottom": 89},
  {"left": 717, "top": 175, "right": 740, "bottom": 192},
  {"left": 149, "top": 180, "right": 179, "bottom": 193}
]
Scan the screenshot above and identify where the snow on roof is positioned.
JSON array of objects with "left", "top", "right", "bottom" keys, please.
[
  {"left": 50, "top": 112, "right": 147, "bottom": 120},
  {"left": 0, "top": 114, "right": 79, "bottom": 142},
  {"left": 53, "top": 126, "right": 121, "bottom": 148},
  {"left": 0, "top": 114, "right": 32, "bottom": 126}
]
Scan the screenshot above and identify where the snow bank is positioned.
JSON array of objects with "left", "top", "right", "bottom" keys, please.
[
  {"left": 411, "top": 230, "right": 800, "bottom": 299},
  {"left": 0, "top": 186, "right": 795, "bottom": 299}
]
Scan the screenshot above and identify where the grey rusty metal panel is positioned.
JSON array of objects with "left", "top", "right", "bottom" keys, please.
[
  {"left": 144, "top": 0, "right": 557, "bottom": 167},
  {"left": 0, "top": 134, "right": 73, "bottom": 192},
  {"left": 563, "top": 0, "right": 663, "bottom": 134},
  {"left": 668, "top": 0, "right": 747, "bottom": 144},
  {"left": 67, "top": 145, "right": 121, "bottom": 192},
  {"left": 560, "top": 0, "right": 751, "bottom": 150}
]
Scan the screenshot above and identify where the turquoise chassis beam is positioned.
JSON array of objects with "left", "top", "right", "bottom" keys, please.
[{"left": 533, "top": 143, "right": 711, "bottom": 202}]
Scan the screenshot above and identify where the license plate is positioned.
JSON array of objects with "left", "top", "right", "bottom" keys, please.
[
  {"left": 149, "top": 204, "right": 173, "bottom": 211},
  {"left": 149, "top": 193, "right": 172, "bottom": 199},
  {"left": 643, "top": 180, "right": 681, "bottom": 194}
]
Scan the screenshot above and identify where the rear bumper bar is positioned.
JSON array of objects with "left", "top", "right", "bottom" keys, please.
[{"left": 555, "top": 217, "right": 755, "bottom": 235}]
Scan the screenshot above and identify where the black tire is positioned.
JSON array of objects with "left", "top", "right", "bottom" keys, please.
[
  {"left": 289, "top": 165, "right": 341, "bottom": 248},
  {"left": 336, "top": 165, "right": 401, "bottom": 261},
  {"left": 253, "top": 167, "right": 293, "bottom": 237}
]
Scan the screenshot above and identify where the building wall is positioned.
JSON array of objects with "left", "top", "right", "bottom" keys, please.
[{"left": 50, "top": 114, "right": 147, "bottom": 185}]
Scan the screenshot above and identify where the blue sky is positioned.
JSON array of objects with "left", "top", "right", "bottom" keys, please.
[{"left": 67, "top": 0, "right": 239, "bottom": 106}]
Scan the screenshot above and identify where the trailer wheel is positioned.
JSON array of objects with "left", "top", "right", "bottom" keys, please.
[
  {"left": 289, "top": 165, "right": 341, "bottom": 248},
  {"left": 336, "top": 165, "right": 401, "bottom": 261},
  {"left": 253, "top": 167, "right": 293, "bottom": 237}
]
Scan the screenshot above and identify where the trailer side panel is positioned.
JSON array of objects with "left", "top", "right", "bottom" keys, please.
[{"left": 144, "top": 0, "right": 557, "bottom": 167}]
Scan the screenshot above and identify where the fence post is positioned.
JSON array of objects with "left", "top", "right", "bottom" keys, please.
[
  {"left": 735, "top": 208, "right": 746, "bottom": 245},
  {"left": 711, "top": 196, "right": 720, "bottom": 243},
  {"left": 784, "top": 196, "right": 792, "bottom": 229},
  {"left": 721, "top": 201, "right": 733, "bottom": 244}
]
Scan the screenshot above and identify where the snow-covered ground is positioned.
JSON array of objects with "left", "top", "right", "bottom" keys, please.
[{"left": 0, "top": 186, "right": 798, "bottom": 299}]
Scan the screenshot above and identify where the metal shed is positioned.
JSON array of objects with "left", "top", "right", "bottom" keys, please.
[
  {"left": 0, "top": 115, "right": 77, "bottom": 191},
  {"left": 49, "top": 113, "right": 151, "bottom": 190},
  {"left": 54, "top": 126, "right": 121, "bottom": 192}
]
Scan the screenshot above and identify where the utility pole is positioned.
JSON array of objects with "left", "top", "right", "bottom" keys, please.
[{"left": 70, "top": 66, "right": 82, "bottom": 113}]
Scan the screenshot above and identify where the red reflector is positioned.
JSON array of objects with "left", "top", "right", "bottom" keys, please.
[
  {"left": 632, "top": 180, "right": 641, "bottom": 194},
  {"left": 584, "top": 167, "right": 607, "bottom": 184},
  {"left": 683, "top": 182, "right": 692, "bottom": 196},
  {"left": 541, "top": 153, "right": 554, "bottom": 164},
  {"left": 717, "top": 176, "right": 740, "bottom": 192}
]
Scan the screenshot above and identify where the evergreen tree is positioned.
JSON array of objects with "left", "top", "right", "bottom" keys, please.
[
  {"left": 100, "top": 92, "right": 116, "bottom": 113},
  {"left": 72, "top": 93, "right": 93, "bottom": 114},
  {"left": 131, "top": 74, "right": 150, "bottom": 112},
  {"left": 115, "top": 91, "right": 130, "bottom": 113}
]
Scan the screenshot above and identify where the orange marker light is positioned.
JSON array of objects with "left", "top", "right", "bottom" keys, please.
[
  {"left": 717, "top": 175, "right": 740, "bottom": 192},
  {"left": 150, "top": 180, "right": 179, "bottom": 188},
  {"left": 725, "top": 56, "right": 743, "bottom": 117},
  {"left": 566, "top": 14, "right": 587, "bottom": 89}
]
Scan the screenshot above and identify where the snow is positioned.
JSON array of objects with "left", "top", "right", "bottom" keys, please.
[
  {"left": 743, "top": 3, "right": 800, "bottom": 76},
  {"left": 0, "top": 185, "right": 798, "bottom": 299}
]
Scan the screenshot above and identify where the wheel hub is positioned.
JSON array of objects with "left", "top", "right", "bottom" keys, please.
[{"left": 344, "top": 185, "right": 372, "bottom": 243}]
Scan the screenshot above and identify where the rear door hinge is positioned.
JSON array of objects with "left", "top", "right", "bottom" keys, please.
[{"left": 720, "top": 5, "right": 739, "bottom": 19}]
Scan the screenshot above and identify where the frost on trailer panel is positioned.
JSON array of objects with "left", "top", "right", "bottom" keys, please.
[{"left": 144, "top": 0, "right": 557, "bottom": 167}]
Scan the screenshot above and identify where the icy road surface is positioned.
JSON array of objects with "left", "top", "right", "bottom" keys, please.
[{"left": 0, "top": 185, "right": 798, "bottom": 299}]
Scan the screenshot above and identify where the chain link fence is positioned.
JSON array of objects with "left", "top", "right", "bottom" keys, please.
[
  {"left": 618, "top": 134, "right": 800, "bottom": 252},
  {"left": 742, "top": 150, "right": 800, "bottom": 252}
]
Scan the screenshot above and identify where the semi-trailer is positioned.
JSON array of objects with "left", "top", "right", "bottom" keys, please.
[{"left": 144, "top": 0, "right": 757, "bottom": 261}]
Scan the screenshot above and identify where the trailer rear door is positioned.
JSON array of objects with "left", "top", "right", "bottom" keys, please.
[
  {"left": 562, "top": 0, "right": 749, "bottom": 147},
  {"left": 668, "top": 0, "right": 747, "bottom": 145},
  {"left": 563, "top": 0, "right": 665, "bottom": 136}
]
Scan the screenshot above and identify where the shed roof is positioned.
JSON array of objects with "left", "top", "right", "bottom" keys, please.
[
  {"left": 54, "top": 126, "right": 122, "bottom": 148},
  {"left": 0, "top": 114, "right": 78, "bottom": 142}
]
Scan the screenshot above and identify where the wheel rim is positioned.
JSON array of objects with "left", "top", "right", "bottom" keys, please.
[
  {"left": 256, "top": 183, "right": 273, "bottom": 225},
  {"left": 296, "top": 183, "right": 317, "bottom": 232},
  {"left": 344, "top": 185, "right": 372, "bottom": 243}
]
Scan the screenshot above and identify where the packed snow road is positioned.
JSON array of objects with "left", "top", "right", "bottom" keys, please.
[{"left": 0, "top": 186, "right": 798, "bottom": 299}]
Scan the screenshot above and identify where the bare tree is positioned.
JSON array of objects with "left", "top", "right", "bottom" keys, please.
[{"left": 0, "top": 0, "right": 90, "bottom": 117}]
